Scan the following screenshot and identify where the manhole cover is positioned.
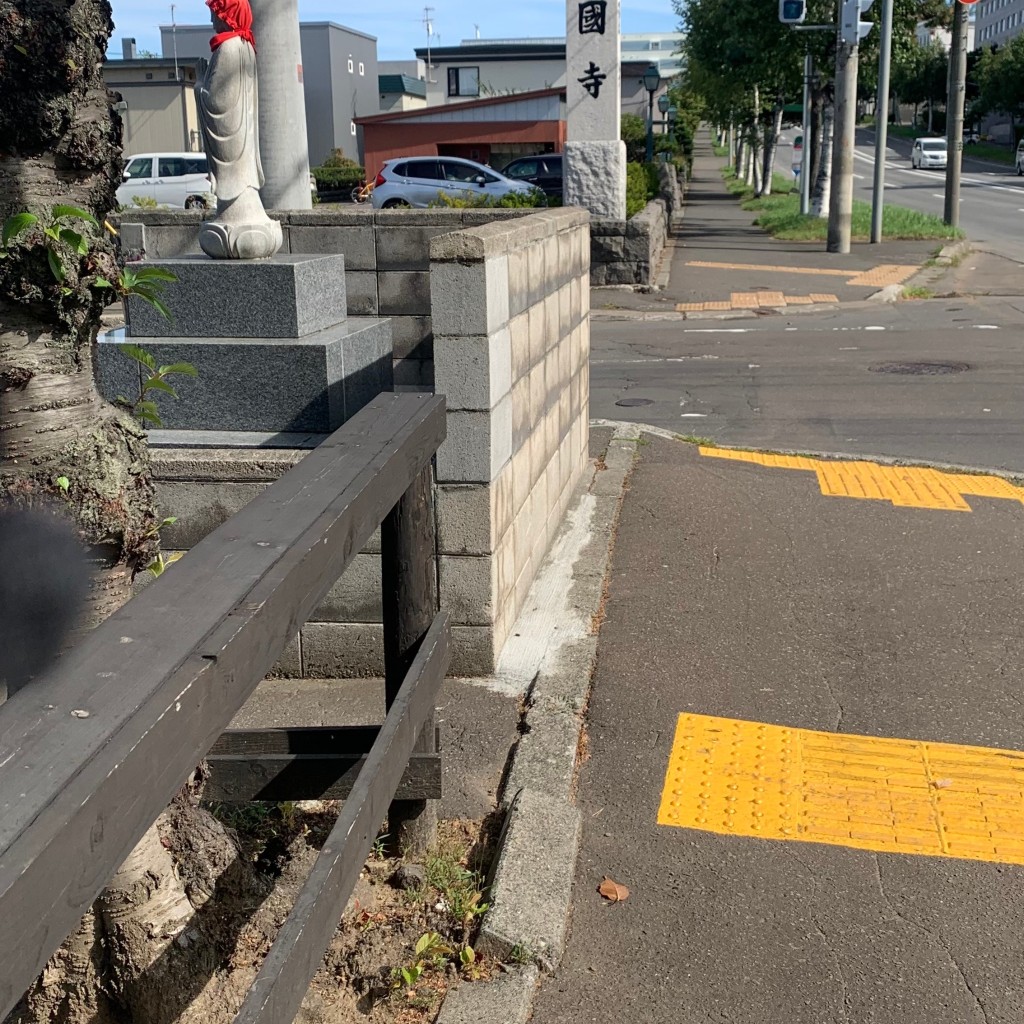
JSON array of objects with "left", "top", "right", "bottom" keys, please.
[
  {"left": 869, "top": 361, "right": 970, "bottom": 375},
  {"left": 615, "top": 397, "right": 654, "bottom": 407}
]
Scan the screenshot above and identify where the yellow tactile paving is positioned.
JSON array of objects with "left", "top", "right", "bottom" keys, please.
[
  {"left": 755, "top": 291, "right": 785, "bottom": 306},
  {"left": 684, "top": 260, "right": 920, "bottom": 288},
  {"left": 729, "top": 292, "right": 761, "bottom": 309},
  {"left": 675, "top": 294, "right": 839, "bottom": 312},
  {"left": 783, "top": 295, "right": 814, "bottom": 305},
  {"left": 658, "top": 713, "right": 1024, "bottom": 865},
  {"left": 686, "top": 260, "right": 851, "bottom": 277},
  {"left": 698, "top": 446, "right": 1024, "bottom": 513},
  {"left": 808, "top": 292, "right": 840, "bottom": 303},
  {"left": 846, "top": 264, "right": 919, "bottom": 287}
]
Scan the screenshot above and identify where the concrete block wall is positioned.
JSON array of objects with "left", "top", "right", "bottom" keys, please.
[
  {"left": 116, "top": 208, "right": 532, "bottom": 393},
  {"left": 431, "top": 208, "right": 592, "bottom": 669},
  {"left": 138, "top": 208, "right": 592, "bottom": 679}
]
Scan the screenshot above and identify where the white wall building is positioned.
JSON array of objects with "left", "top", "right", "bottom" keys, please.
[
  {"left": 413, "top": 33, "right": 684, "bottom": 111},
  {"left": 975, "top": 0, "right": 1016, "bottom": 49}
]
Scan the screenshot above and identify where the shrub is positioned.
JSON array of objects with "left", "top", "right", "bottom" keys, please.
[
  {"left": 621, "top": 113, "right": 647, "bottom": 163},
  {"left": 320, "top": 149, "right": 364, "bottom": 171},
  {"left": 311, "top": 163, "right": 366, "bottom": 199},
  {"left": 428, "top": 189, "right": 547, "bottom": 209},
  {"left": 626, "top": 162, "right": 659, "bottom": 217}
]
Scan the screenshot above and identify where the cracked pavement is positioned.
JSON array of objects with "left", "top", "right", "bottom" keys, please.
[{"left": 531, "top": 438, "right": 1024, "bottom": 1023}]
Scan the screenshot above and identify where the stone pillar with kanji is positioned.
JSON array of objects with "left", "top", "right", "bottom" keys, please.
[{"left": 565, "top": 0, "right": 626, "bottom": 219}]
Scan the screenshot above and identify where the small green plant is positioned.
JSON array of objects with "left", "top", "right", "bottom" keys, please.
[
  {"left": 507, "top": 943, "right": 535, "bottom": 965},
  {"left": 901, "top": 285, "right": 935, "bottom": 300},
  {"left": 55, "top": 476, "right": 70, "bottom": 493},
  {"left": 130, "top": 195, "right": 160, "bottom": 209},
  {"left": 116, "top": 344, "right": 197, "bottom": 427},
  {"left": 392, "top": 931, "right": 453, "bottom": 991},
  {"left": 2, "top": 205, "right": 98, "bottom": 285}
]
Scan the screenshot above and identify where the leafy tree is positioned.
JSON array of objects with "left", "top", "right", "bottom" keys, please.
[{"left": 621, "top": 113, "right": 647, "bottom": 163}]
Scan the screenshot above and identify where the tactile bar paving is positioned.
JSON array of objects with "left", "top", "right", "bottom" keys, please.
[
  {"left": 658, "top": 713, "right": 1024, "bottom": 865},
  {"left": 675, "top": 294, "right": 839, "bottom": 312},
  {"left": 684, "top": 260, "right": 920, "bottom": 287},
  {"left": 699, "top": 446, "right": 1024, "bottom": 513}
]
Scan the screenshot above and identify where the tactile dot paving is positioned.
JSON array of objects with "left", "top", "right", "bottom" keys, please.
[
  {"left": 658, "top": 714, "right": 1024, "bottom": 865},
  {"left": 698, "top": 447, "right": 1024, "bottom": 514}
]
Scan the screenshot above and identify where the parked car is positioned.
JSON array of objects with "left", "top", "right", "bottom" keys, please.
[
  {"left": 500, "top": 154, "right": 563, "bottom": 199},
  {"left": 964, "top": 130, "right": 981, "bottom": 144},
  {"left": 370, "top": 156, "right": 538, "bottom": 209},
  {"left": 116, "top": 152, "right": 214, "bottom": 209},
  {"left": 910, "top": 138, "right": 947, "bottom": 170}
]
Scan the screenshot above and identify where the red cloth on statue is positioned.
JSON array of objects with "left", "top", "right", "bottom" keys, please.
[{"left": 207, "top": 0, "right": 257, "bottom": 52}]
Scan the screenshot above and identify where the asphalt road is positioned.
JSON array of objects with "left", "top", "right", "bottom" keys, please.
[
  {"left": 532, "top": 437, "right": 1024, "bottom": 1024},
  {"left": 777, "top": 128, "right": 1024, "bottom": 262},
  {"left": 592, "top": 298, "right": 1024, "bottom": 473}
]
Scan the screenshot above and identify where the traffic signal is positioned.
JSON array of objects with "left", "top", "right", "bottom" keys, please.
[
  {"left": 840, "top": 0, "right": 875, "bottom": 43},
  {"left": 779, "top": 0, "right": 806, "bottom": 24}
]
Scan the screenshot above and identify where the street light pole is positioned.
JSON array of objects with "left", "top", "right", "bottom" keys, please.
[{"left": 643, "top": 63, "right": 661, "bottom": 163}]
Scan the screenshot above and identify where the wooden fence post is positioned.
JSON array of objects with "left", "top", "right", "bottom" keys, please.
[{"left": 381, "top": 462, "right": 439, "bottom": 855}]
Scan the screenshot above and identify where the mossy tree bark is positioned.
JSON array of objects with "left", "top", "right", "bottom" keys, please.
[{"left": 1, "top": 5, "right": 242, "bottom": 1022}]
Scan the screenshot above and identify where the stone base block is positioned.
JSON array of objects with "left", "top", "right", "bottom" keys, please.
[
  {"left": 564, "top": 140, "right": 627, "bottom": 220},
  {"left": 125, "top": 253, "right": 348, "bottom": 339},
  {"left": 96, "top": 318, "right": 393, "bottom": 433}
]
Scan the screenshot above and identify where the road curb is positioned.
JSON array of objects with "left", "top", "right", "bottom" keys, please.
[
  {"left": 456, "top": 424, "right": 637, "bottom": 1019},
  {"left": 590, "top": 423, "right": 1024, "bottom": 482}
]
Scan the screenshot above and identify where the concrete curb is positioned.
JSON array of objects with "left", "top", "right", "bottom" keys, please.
[
  {"left": 590, "top": 420, "right": 1024, "bottom": 481},
  {"left": 448, "top": 423, "right": 637, "bottom": 1021}
]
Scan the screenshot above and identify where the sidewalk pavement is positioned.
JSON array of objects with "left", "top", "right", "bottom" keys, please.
[
  {"left": 594, "top": 133, "right": 946, "bottom": 317},
  {"left": 529, "top": 430, "right": 1024, "bottom": 1023}
]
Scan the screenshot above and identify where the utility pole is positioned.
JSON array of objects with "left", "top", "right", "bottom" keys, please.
[
  {"left": 801, "top": 52, "right": 813, "bottom": 215},
  {"left": 944, "top": 0, "right": 969, "bottom": 228},
  {"left": 827, "top": 37, "right": 858, "bottom": 252},
  {"left": 869, "top": 0, "right": 894, "bottom": 242},
  {"left": 828, "top": 0, "right": 875, "bottom": 253}
]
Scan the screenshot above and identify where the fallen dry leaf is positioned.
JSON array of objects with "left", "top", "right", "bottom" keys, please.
[{"left": 598, "top": 876, "right": 630, "bottom": 903}]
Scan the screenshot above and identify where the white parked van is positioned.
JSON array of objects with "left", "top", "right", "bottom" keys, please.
[{"left": 116, "top": 153, "right": 214, "bottom": 210}]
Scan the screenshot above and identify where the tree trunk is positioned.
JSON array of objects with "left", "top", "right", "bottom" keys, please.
[
  {"left": 0, "top": 5, "right": 241, "bottom": 1022},
  {"left": 811, "top": 102, "right": 835, "bottom": 218},
  {"left": 758, "top": 101, "right": 785, "bottom": 197}
]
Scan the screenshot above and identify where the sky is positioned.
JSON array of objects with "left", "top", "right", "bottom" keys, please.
[{"left": 109, "top": 1, "right": 680, "bottom": 62}]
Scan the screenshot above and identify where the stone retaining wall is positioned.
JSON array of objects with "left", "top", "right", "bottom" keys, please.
[{"left": 588, "top": 163, "right": 683, "bottom": 287}]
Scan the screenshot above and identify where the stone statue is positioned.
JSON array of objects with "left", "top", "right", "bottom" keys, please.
[{"left": 195, "top": 0, "right": 283, "bottom": 260}]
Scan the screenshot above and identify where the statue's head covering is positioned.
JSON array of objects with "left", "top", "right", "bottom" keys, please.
[{"left": 207, "top": 0, "right": 257, "bottom": 51}]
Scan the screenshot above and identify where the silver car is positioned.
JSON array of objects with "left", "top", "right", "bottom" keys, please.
[{"left": 370, "top": 156, "right": 537, "bottom": 208}]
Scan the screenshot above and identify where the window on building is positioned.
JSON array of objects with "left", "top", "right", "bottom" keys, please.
[
  {"left": 124, "top": 157, "right": 152, "bottom": 178},
  {"left": 359, "top": 61, "right": 365, "bottom": 75},
  {"left": 447, "top": 66, "right": 480, "bottom": 97},
  {"left": 168, "top": 71, "right": 176, "bottom": 79},
  {"left": 348, "top": 57, "right": 354, "bottom": 72},
  {"left": 145, "top": 72, "right": 153, "bottom": 80},
  {"left": 351, "top": 121, "right": 357, "bottom": 135}
]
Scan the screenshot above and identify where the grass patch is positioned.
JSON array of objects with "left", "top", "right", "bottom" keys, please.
[
  {"left": 901, "top": 285, "right": 935, "bottom": 299},
  {"left": 712, "top": 143, "right": 729, "bottom": 157},
  {"left": 740, "top": 191, "right": 962, "bottom": 241}
]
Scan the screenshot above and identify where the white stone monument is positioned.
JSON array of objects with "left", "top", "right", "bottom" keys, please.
[
  {"left": 251, "top": 0, "right": 313, "bottom": 211},
  {"left": 196, "top": 0, "right": 284, "bottom": 259},
  {"left": 565, "top": 0, "right": 626, "bottom": 219}
]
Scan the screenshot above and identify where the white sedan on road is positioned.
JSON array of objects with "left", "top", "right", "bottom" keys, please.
[{"left": 911, "top": 138, "right": 948, "bottom": 170}]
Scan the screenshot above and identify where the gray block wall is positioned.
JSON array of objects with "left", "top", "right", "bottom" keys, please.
[
  {"left": 125, "top": 207, "right": 592, "bottom": 679},
  {"left": 115, "top": 208, "right": 535, "bottom": 394}
]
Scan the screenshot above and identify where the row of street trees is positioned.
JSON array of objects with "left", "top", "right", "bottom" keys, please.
[{"left": 677, "top": 0, "right": 953, "bottom": 215}]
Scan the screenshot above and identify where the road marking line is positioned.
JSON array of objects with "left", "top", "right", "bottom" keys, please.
[
  {"left": 698, "top": 447, "right": 1024, "bottom": 513},
  {"left": 658, "top": 712, "right": 1024, "bottom": 865}
]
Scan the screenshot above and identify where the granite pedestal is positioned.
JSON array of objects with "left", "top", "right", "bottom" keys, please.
[
  {"left": 125, "top": 253, "right": 348, "bottom": 339},
  {"left": 98, "top": 252, "right": 393, "bottom": 433}
]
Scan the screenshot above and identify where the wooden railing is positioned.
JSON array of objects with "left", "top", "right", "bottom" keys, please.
[{"left": 0, "top": 393, "right": 448, "bottom": 1022}]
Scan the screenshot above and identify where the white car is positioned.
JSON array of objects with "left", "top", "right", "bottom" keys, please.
[
  {"left": 911, "top": 138, "right": 947, "bottom": 170},
  {"left": 116, "top": 152, "right": 214, "bottom": 209}
]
